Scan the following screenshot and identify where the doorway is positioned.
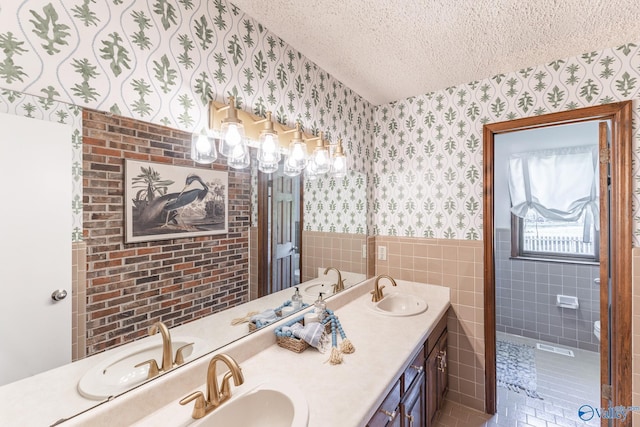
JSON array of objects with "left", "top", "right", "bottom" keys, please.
[
  {"left": 483, "top": 102, "right": 632, "bottom": 425},
  {"left": 257, "top": 160, "right": 303, "bottom": 297}
]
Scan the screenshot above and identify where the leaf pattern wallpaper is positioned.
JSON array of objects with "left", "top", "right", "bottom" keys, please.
[
  {"left": 373, "top": 44, "right": 640, "bottom": 244},
  {"left": 304, "top": 171, "right": 367, "bottom": 234},
  {"left": 0, "top": 0, "right": 375, "bottom": 240},
  {"left": 1, "top": 1, "right": 640, "bottom": 245}
]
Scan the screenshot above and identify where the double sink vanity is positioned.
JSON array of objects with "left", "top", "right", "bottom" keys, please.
[{"left": 2, "top": 273, "right": 450, "bottom": 426}]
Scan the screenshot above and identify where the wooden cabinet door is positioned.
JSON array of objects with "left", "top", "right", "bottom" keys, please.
[
  {"left": 426, "top": 346, "right": 439, "bottom": 426},
  {"left": 436, "top": 331, "right": 448, "bottom": 406},
  {"left": 368, "top": 322, "right": 447, "bottom": 427},
  {"left": 401, "top": 371, "right": 426, "bottom": 427}
]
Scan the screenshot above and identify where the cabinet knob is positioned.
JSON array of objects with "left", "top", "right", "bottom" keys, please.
[{"left": 410, "top": 364, "right": 424, "bottom": 373}]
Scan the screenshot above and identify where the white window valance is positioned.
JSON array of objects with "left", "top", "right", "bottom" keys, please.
[{"left": 507, "top": 145, "right": 599, "bottom": 228}]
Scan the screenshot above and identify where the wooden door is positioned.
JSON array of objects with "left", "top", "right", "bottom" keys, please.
[
  {"left": 272, "top": 165, "right": 300, "bottom": 292},
  {"left": 258, "top": 161, "right": 302, "bottom": 296},
  {"left": 482, "top": 102, "right": 633, "bottom": 422}
]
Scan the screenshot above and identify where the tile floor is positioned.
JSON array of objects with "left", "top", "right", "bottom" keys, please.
[{"left": 435, "top": 332, "right": 601, "bottom": 427}]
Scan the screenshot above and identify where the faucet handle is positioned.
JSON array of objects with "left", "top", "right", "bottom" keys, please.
[
  {"left": 135, "top": 359, "right": 160, "bottom": 379},
  {"left": 332, "top": 279, "right": 346, "bottom": 293},
  {"left": 219, "top": 369, "right": 244, "bottom": 401},
  {"left": 174, "top": 342, "right": 194, "bottom": 366},
  {"left": 179, "top": 391, "right": 207, "bottom": 419}
]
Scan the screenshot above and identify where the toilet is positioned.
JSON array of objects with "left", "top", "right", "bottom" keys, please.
[{"left": 594, "top": 320, "right": 601, "bottom": 342}]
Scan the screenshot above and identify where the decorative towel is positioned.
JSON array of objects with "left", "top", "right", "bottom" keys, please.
[
  {"left": 282, "top": 322, "right": 330, "bottom": 353},
  {"left": 250, "top": 309, "right": 279, "bottom": 328}
]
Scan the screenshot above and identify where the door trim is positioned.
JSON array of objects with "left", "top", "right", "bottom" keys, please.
[
  {"left": 257, "top": 170, "right": 270, "bottom": 297},
  {"left": 482, "top": 101, "right": 632, "bottom": 422}
]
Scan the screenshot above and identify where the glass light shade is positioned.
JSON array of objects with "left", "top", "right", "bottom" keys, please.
[
  {"left": 332, "top": 153, "right": 347, "bottom": 178},
  {"left": 191, "top": 128, "right": 217, "bottom": 164},
  {"left": 283, "top": 154, "right": 302, "bottom": 177},
  {"left": 219, "top": 121, "right": 245, "bottom": 158},
  {"left": 304, "top": 158, "right": 319, "bottom": 181},
  {"left": 287, "top": 140, "right": 308, "bottom": 170},
  {"left": 258, "top": 132, "right": 281, "bottom": 164},
  {"left": 310, "top": 146, "right": 331, "bottom": 174},
  {"left": 227, "top": 140, "right": 250, "bottom": 169},
  {"left": 258, "top": 160, "right": 279, "bottom": 174}
]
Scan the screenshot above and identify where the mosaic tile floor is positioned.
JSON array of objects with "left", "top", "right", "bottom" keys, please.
[{"left": 435, "top": 332, "right": 601, "bottom": 427}]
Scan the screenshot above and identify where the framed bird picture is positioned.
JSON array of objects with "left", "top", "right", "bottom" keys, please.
[{"left": 124, "top": 159, "right": 228, "bottom": 243}]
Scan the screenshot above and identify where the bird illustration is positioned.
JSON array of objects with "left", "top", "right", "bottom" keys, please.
[{"left": 139, "top": 174, "right": 209, "bottom": 228}]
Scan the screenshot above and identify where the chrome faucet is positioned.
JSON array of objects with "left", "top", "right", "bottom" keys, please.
[
  {"left": 180, "top": 353, "right": 245, "bottom": 419},
  {"left": 324, "top": 266, "right": 345, "bottom": 293},
  {"left": 135, "top": 321, "right": 194, "bottom": 379},
  {"left": 371, "top": 274, "right": 397, "bottom": 302}
]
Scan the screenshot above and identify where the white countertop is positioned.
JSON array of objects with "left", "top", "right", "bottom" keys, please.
[
  {"left": 0, "top": 270, "right": 364, "bottom": 427},
  {"left": 65, "top": 278, "right": 450, "bottom": 427}
]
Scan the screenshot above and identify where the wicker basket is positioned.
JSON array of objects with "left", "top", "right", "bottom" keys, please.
[
  {"left": 248, "top": 310, "right": 282, "bottom": 332},
  {"left": 276, "top": 334, "right": 310, "bottom": 353},
  {"left": 275, "top": 318, "right": 331, "bottom": 353}
]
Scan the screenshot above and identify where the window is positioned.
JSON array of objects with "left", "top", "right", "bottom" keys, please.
[
  {"left": 511, "top": 210, "right": 599, "bottom": 262},
  {"left": 507, "top": 145, "right": 599, "bottom": 263}
]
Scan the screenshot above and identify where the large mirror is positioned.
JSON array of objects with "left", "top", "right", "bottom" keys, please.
[{"left": 0, "top": 94, "right": 368, "bottom": 424}]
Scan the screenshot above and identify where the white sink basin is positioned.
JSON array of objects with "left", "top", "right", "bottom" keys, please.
[
  {"left": 302, "top": 277, "right": 351, "bottom": 299},
  {"left": 366, "top": 292, "right": 428, "bottom": 317},
  {"left": 191, "top": 380, "right": 308, "bottom": 427},
  {"left": 78, "top": 336, "right": 207, "bottom": 400},
  {"left": 132, "top": 378, "right": 308, "bottom": 427},
  {"left": 303, "top": 281, "right": 334, "bottom": 299}
]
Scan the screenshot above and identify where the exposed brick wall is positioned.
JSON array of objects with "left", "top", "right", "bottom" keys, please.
[{"left": 82, "top": 109, "right": 250, "bottom": 356}]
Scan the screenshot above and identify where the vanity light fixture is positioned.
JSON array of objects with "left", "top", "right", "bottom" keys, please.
[
  {"left": 206, "top": 98, "right": 349, "bottom": 177},
  {"left": 256, "top": 111, "right": 282, "bottom": 172},
  {"left": 284, "top": 123, "right": 309, "bottom": 175},
  {"left": 227, "top": 142, "right": 250, "bottom": 169},
  {"left": 258, "top": 158, "right": 280, "bottom": 174},
  {"left": 283, "top": 153, "right": 303, "bottom": 177},
  {"left": 309, "top": 131, "right": 331, "bottom": 175},
  {"left": 217, "top": 96, "right": 247, "bottom": 161},
  {"left": 304, "top": 157, "right": 320, "bottom": 180},
  {"left": 331, "top": 139, "right": 348, "bottom": 178},
  {"left": 191, "top": 127, "right": 218, "bottom": 164}
]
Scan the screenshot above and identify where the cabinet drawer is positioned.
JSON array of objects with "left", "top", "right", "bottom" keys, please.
[
  {"left": 367, "top": 379, "right": 401, "bottom": 427},
  {"left": 427, "top": 311, "right": 447, "bottom": 355},
  {"left": 403, "top": 345, "right": 425, "bottom": 393}
]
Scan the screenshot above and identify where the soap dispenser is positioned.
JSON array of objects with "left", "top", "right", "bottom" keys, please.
[
  {"left": 291, "top": 287, "right": 302, "bottom": 310},
  {"left": 314, "top": 292, "right": 327, "bottom": 321}
]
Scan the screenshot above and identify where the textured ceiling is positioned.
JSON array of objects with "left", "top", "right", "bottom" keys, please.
[{"left": 231, "top": 0, "right": 640, "bottom": 105}]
